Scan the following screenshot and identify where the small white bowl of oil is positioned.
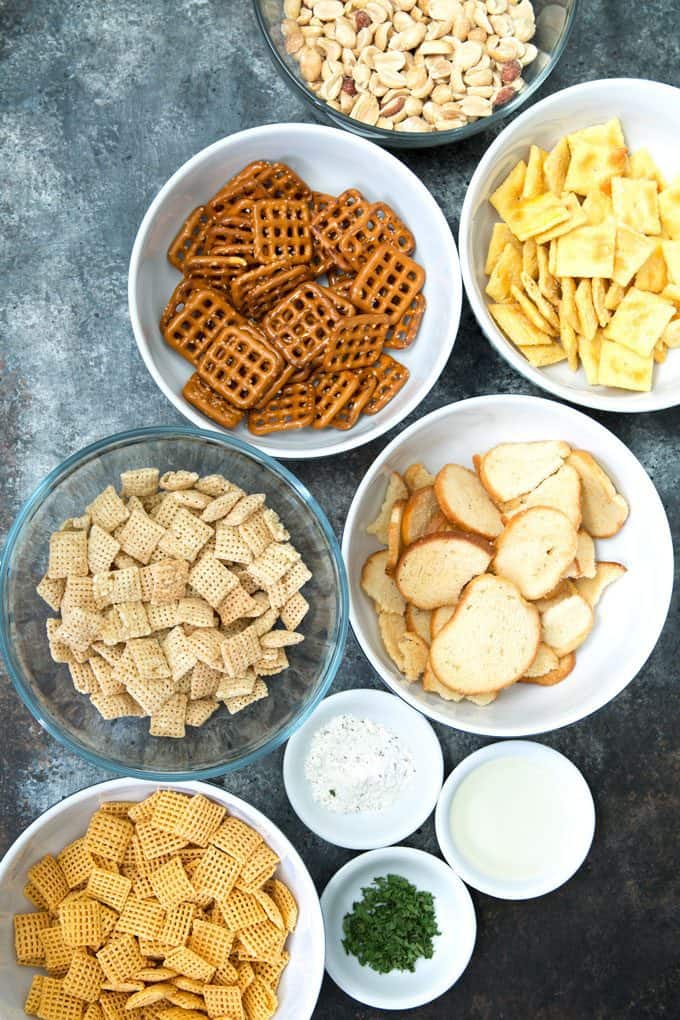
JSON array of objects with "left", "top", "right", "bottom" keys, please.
[{"left": 435, "top": 740, "right": 595, "bottom": 900}]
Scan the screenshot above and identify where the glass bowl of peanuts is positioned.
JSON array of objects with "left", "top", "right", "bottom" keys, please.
[
  {"left": 0, "top": 426, "right": 348, "bottom": 779},
  {"left": 254, "top": 0, "right": 579, "bottom": 147}
]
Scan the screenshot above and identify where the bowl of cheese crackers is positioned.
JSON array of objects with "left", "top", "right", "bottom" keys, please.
[
  {"left": 343, "top": 394, "right": 673, "bottom": 736},
  {"left": 0, "top": 427, "right": 348, "bottom": 779},
  {"left": 460, "top": 78, "right": 680, "bottom": 411},
  {"left": 0, "top": 778, "right": 325, "bottom": 1020}
]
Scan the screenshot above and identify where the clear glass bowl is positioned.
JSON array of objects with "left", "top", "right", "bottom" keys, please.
[
  {"left": 0, "top": 427, "right": 348, "bottom": 780},
  {"left": 253, "top": 0, "right": 579, "bottom": 149}
]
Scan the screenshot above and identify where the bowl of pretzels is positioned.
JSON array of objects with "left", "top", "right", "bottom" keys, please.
[{"left": 128, "top": 122, "right": 461, "bottom": 459}]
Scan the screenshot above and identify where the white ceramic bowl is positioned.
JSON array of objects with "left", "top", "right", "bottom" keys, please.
[
  {"left": 321, "top": 847, "right": 476, "bottom": 1010},
  {"left": 0, "top": 778, "right": 324, "bottom": 1019},
  {"left": 282, "top": 689, "right": 443, "bottom": 850},
  {"left": 459, "top": 78, "right": 680, "bottom": 412},
  {"left": 342, "top": 394, "right": 674, "bottom": 737},
  {"left": 435, "top": 741, "right": 595, "bottom": 900},
  {"left": 129, "top": 123, "right": 461, "bottom": 458}
]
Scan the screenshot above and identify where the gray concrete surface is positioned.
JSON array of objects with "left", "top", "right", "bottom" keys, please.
[{"left": 1, "top": 1, "right": 678, "bottom": 1017}]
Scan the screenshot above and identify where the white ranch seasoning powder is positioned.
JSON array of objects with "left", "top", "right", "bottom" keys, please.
[{"left": 304, "top": 713, "right": 415, "bottom": 814}]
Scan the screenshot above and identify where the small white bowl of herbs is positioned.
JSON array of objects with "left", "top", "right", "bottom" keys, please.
[
  {"left": 321, "top": 846, "right": 476, "bottom": 1010},
  {"left": 283, "top": 688, "right": 443, "bottom": 850}
]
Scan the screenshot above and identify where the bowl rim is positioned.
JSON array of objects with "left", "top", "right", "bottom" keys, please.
[
  {"left": 0, "top": 776, "right": 326, "bottom": 1019},
  {"left": 251, "top": 0, "right": 580, "bottom": 149},
  {"left": 0, "top": 424, "right": 349, "bottom": 780},
  {"left": 319, "top": 845, "right": 476, "bottom": 1009},
  {"left": 127, "top": 121, "right": 462, "bottom": 459},
  {"left": 459, "top": 77, "right": 680, "bottom": 412},
  {"left": 341, "top": 393, "right": 674, "bottom": 736}
]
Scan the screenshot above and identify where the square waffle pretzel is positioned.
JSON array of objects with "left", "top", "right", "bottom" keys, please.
[
  {"left": 331, "top": 372, "right": 378, "bottom": 431},
  {"left": 182, "top": 373, "right": 244, "bottom": 428},
  {"left": 204, "top": 199, "right": 257, "bottom": 261},
  {"left": 385, "top": 292, "right": 426, "bottom": 350},
  {"left": 255, "top": 161, "right": 312, "bottom": 202},
  {"left": 163, "top": 288, "right": 247, "bottom": 365},
  {"left": 160, "top": 278, "right": 218, "bottom": 330},
  {"left": 350, "top": 243, "right": 426, "bottom": 324},
  {"left": 252, "top": 199, "right": 312, "bottom": 265},
  {"left": 230, "top": 260, "right": 312, "bottom": 320},
  {"left": 311, "top": 371, "right": 359, "bottom": 428},
  {"left": 184, "top": 254, "right": 247, "bottom": 289},
  {"left": 362, "top": 353, "right": 410, "bottom": 414},
  {"left": 167, "top": 205, "right": 210, "bottom": 269},
  {"left": 248, "top": 383, "right": 315, "bottom": 435},
  {"left": 311, "top": 189, "right": 371, "bottom": 271},
  {"left": 262, "top": 282, "right": 342, "bottom": 368},
  {"left": 198, "top": 325, "right": 284, "bottom": 409},
  {"left": 321, "top": 313, "right": 389, "bottom": 373},
  {"left": 206, "top": 161, "right": 270, "bottom": 218},
  {"left": 339, "top": 201, "right": 416, "bottom": 269}
]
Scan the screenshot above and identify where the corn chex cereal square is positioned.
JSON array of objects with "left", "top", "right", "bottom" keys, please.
[
  {"left": 36, "top": 575, "right": 66, "bottom": 612},
  {"left": 243, "top": 975, "right": 278, "bottom": 1020},
  {"left": 163, "top": 945, "right": 216, "bottom": 983},
  {"left": 115, "top": 895, "right": 165, "bottom": 941},
  {"left": 14, "top": 911, "right": 51, "bottom": 965},
  {"left": 217, "top": 585, "right": 259, "bottom": 626},
  {"left": 39, "top": 925, "right": 74, "bottom": 974},
  {"left": 280, "top": 592, "right": 309, "bottom": 631},
  {"left": 148, "top": 856, "right": 196, "bottom": 910},
  {"left": 86, "top": 867, "right": 131, "bottom": 913},
  {"left": 201, "top": 488, "right": 243, "bottom": 523},
  {"left": 36, "top": 975, "right": 84, "bottom": 1020},
  {"left": 115, "top": 601, "right": 151, "bottom": 640},
  {"left": 173, "top": 794, "right": 226, "bottom": 847},
  {"left": 87, "top": 486, "right": 129, "bottom": 532},
  {"left": 191, "top": 845, "right": 241, "bottom": 902},
  {"left": 62, "top": 948, "right": 105, "bottom": 1002},
  {"left": 188, "top": 918, "right": 234, "bottom": 968},
  {"left": 59, "top": 897, "right": 103, "bottom": 948},
  {"left": 28, "top": 856, "right": 70, "bottom": 912},
  {"left": 222, "top": 493, "right": 266, "bottom": 527},
  {"left": 212, "top": 816, "right": 263, "bottom": 865},
  {"left": 240, "top": 844, "right": 279, "bottom": 889},
  {"left": 96, "top": 933, "right": 145, "bottom": 984},
  {"left": 224, "top": 679, "right": 269, "bottom": 715},
  {"left": 187, "top": 627, "right": 224, "bottom": 670},
  {"left": 204, "top": 984, "right": 243, "bottom": 1019},
  {"left": 85, "top": 812, "right": 133, "bottom": 865},
  {"left": 159, "top": 902, "right": 196, "bottom": 947},
  {"left": 92, "top": 567, "right": 142, "bottom": 609},
  {"left": 160, "top": 470, "right": 199, "bottom": 491},
  {"left": 189, "top": 661, "right": 222, "bottom": 700},
  {"left": 68, "top": 660, "right": 99, "bottom": 695},
  {"left": 58, "top": 839, "right": 95, "bottom": 890},
  {"left": 150, "top": 790, "right": 190, "bottom": 833},
  {"left": 214, "top": 522, "right": 253, "bottom": 564},
  {"left": 219, "top": 888, "right": 266, "bottom": 930}
]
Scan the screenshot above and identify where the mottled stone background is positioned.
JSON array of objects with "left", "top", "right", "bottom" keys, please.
[{"left": 1, "top": 1, "right": 679, "bottom": 1017}]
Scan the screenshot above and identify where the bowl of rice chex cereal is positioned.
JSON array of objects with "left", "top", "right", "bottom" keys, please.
[{"left": 0, "top": 426, "right": 348, "bottom": 779}]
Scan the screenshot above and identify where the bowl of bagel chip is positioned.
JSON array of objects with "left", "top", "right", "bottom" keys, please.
[{"left": 342, "top": 394, "right": 673, "bottom": 737}]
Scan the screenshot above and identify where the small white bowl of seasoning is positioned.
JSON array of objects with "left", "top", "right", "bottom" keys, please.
[
  {"left": 435, "top": 740, "right": 595, "bottom": 900},
  {"left": 283, "top": 689, "right": 444, "bottom": 850}
]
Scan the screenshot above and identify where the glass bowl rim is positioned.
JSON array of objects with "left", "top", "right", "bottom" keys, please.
[
  {"left": 252, "top": 0, "right": 580, "bottom": 147},
  {"left": 0, "top": 424, "right": 349, "bottom": 781}
]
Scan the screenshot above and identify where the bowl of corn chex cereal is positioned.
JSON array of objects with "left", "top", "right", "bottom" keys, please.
[
  {"left": 0, "top": 777, "right": 325, "bottom": 1019},
  {"left": 0, "top": 426, "right": 348, "bottom": 779}
]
